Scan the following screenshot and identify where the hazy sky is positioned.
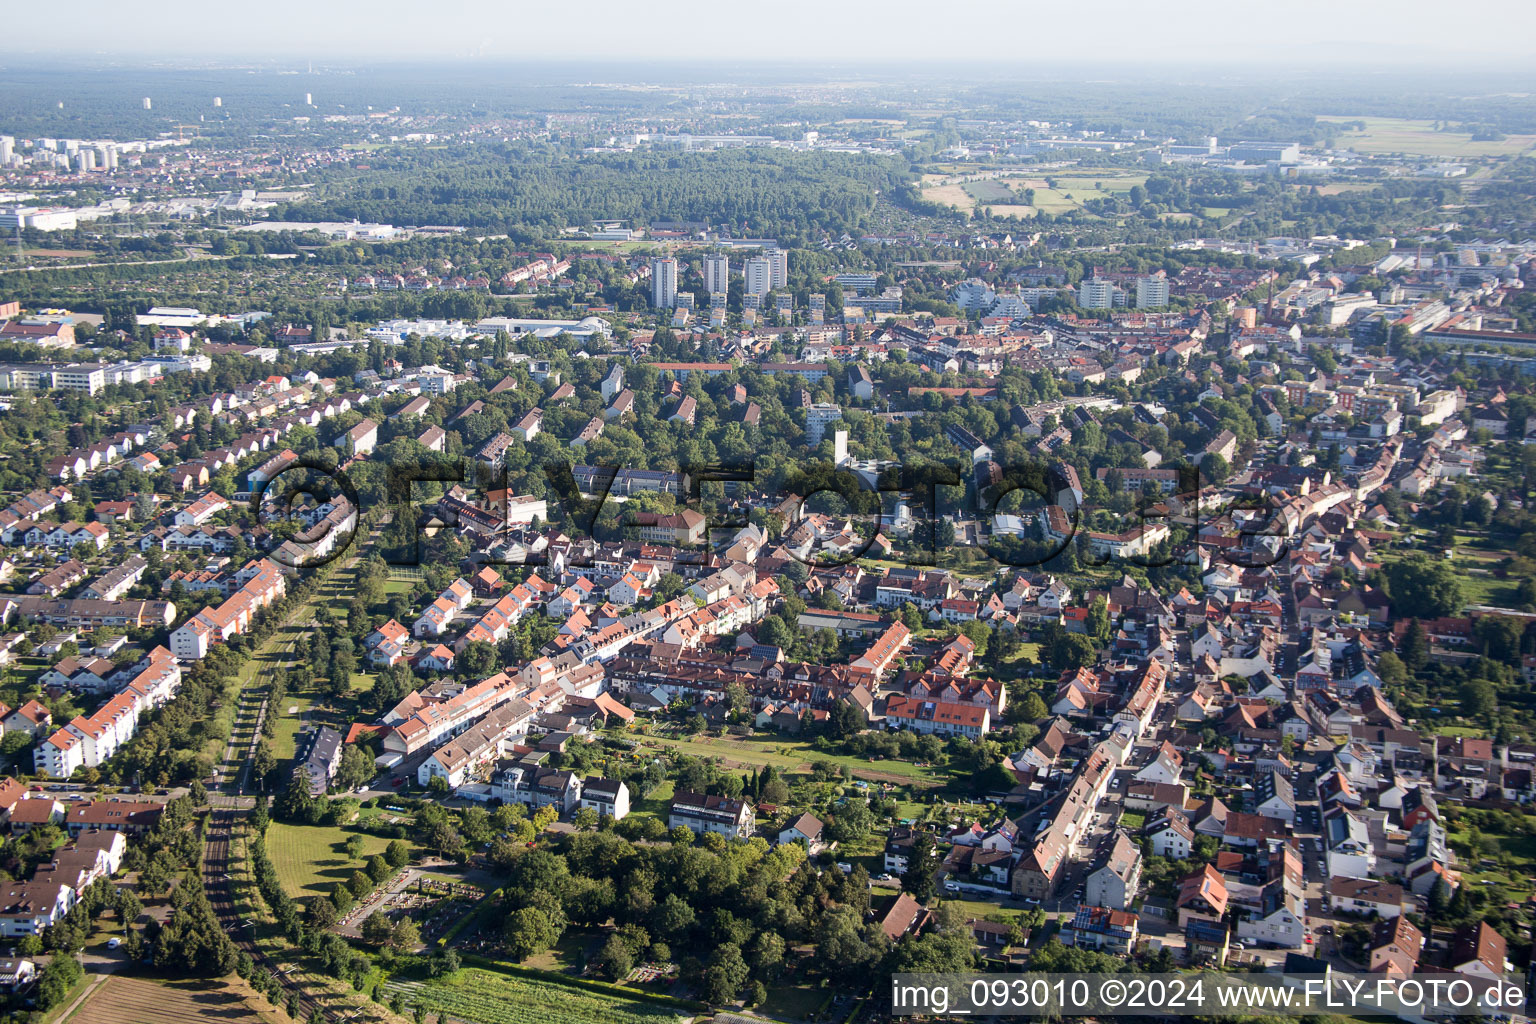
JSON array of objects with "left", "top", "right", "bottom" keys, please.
[{"left": 11, "top": 0, "right": 1536, "bottom": 67}]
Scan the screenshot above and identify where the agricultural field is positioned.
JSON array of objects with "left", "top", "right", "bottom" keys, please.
[
  {"left": 919, "top": 180, "right": 977, "bottom": 211},
  {"left": 60, "top": 975, "right": 280, "bottom": 1024},
  {"left": 1318, "top": 116, "right": 1536, "bottom": 157},
  {"left": 919, "top": 170, "right": 1148, "bottom": 217},
  {"left": 265, "top": 821, "right": 395, "bottom": 899},
  {"left": 22, "top": 248, "right": 99, "bottom": 259},
  {"left": 406, "top": 968, "right": 684, "bottom": 1024}
]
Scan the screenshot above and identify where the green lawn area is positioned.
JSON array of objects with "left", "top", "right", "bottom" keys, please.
[
  {"left": 1022, "top": 188, "right": 1080, "bottom": 214},
  {"left": 632, "top": 733, "right": 948, "bottom": 788},
  {"left": 269, "top": 694, "right": 316, "bottom": 761},
  {"left": 627, "top": 779, "right": 674, "bottom": 820},
  {"left": 761, "top": 981, "right": 831, "bottom": 1021},
  {"left": 1445, "top": 824, "right": 1536, "bottom": 898},
  {"left": 937, "top": 895, "right": 1018, "bottom": 922},
  {"left": 1119, "top": 811, "right": 1146, "bottom": 831},
  {"left": 1001, "top": 641, "right": 1041, "bottom": 665},
  {"left": 1378, "top": 547, "right": 1520, "bottom": 611},
  {"left": 1052, "top": 174, "right": 1147, "bottom": 197},
  {"left": 521, "top": 933, "right": 595, "bottom": 974},
  {"left": 265, "top": 821, "right": 394, "bottom": 900}
]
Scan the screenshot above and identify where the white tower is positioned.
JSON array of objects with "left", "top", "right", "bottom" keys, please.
[
  {"left": 651, "top": 257, "right": 678, "bottom": 308},
  {"left": 743, "top": 257, "right": 771, "bottom": 297},
  {"left": 767, "top": 248, "right": 788, "bottom": 289},
  {"left": 142, "top": 97, "right": 152, "bottom": 110},
  {"left": 702, "top": 255, "right": 730, "bottom": 296},
  {"left": 214, "top": 97, "right": 222, "bottom": 108}
]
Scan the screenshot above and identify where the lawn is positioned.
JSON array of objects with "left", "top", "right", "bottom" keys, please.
[
  {"left": 985, "top": 204, "right": 1038, "bottom": 219},
  {"left": 268, "top": 694, "right": 315, "bottom": 760},
  {"left": 265, "top": 821, "right": 394, "bottom": 900},
  {"left": 1052, "top": 174, "right": 1147, "bottom": 197},
  {"left": 627, "top": 779, "right": 675, "bottom": 821},
  {"left": 761, "top": 981, "right": 831, "bottom": 1021},
  {"left": 938, "top": 896, "right": 1019, "bottom": 923},
  {"left": 408, "top": 967, "right": 683, "bottom": 1024},
  {"left": 1019, "top": 187, "right": 1080, "bottom": 214},
  {"left": 1377, "top": 547, "right": 1519, "bottom": 612},
  {"left": 633, "top": 732, "right": 949, "bottom": 788},
  {"left": 521, "top": 932, "right": 596, "bottom": 973},
  {"left": 1000, "top": 641, "right": 1042, "bottom": 665}
]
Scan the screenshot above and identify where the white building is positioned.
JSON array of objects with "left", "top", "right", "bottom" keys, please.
[
  {"left": 578, "top": 777, "right": 630, "bottom": 821},
  {"left": 1078, "top": 278, "right": 1118, "bottom": 309},
  {"left": 651, "top": 257, "right": 678, "bottom": 308},
  {"left": 1136, "top": 275, "right": 1170, "bottom": 308},
  {"left": 805, "top": 403, "right": 843, "bottom": 445},
  {"left": 669, "top": 791, "right": 754, "bottom": 838},
  {"left": 703, "top": 255, "right": 730, "bottom": 295},
  {"left": 743, "top": 256, "right": 772, "bottom": 297},
  {"left": 767, "top": 248, "right": 788, "bottom": 289}
]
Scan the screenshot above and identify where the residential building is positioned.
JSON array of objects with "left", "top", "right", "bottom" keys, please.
[
  {"left": 703, "top": 255, "right": 730, "bottom": 295},
  {"left": 668, "top": 791, "right": 754, "bottom": 839},
  {"left": 651, "top": 257, "right": 678, "bottom": 308},
  {"left": 743, "top": 256, "right": 772, "bottom": 297}
]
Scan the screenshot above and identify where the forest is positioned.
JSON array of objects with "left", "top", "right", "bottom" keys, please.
[{"left": 272, "top": 147, "right": 911, "bottom": 242}]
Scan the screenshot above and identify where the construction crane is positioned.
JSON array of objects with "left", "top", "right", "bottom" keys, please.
[{"left": 170, "top": 124, "right": 199, "bottom": 143}]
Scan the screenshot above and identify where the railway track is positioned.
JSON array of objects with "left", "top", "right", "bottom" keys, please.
[
  {"left": 202, "top": 521, "right": 393, "bottom": 1024},
  {"left": 202, "top": 805, "right": 331, "bottom": 1020}
]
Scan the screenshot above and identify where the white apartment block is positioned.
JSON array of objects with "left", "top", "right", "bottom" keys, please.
[
  {"left": 651, "top": 257, "right": 678, "bottom": 308},
  {"left": 1136, "top": 275, "right": 1170, "bottom": 308},
  {"left": 805, "top": 403, "right": 843, "bottom": 445},
  {"left": 702, "top": 255, "right": 730, "bottom": 295},
  {"left": 743, "top": 257, "right": 772, "bottom": 297}
]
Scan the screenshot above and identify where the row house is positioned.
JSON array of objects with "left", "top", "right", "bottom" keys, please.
[
  {"left": 37, "top": 648, "right": 181, "bottom": 778},
  {"left": 168, "top": 559, "right": 286, "bottom": 660},
  {"left": 417, "top": 700, "right": 536, "bottom": 789}
]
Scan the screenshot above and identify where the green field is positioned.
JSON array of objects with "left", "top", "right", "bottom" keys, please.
[
  {"left": 1379, "top": 545, "right": 1520, "bottom": 611},
  {"left": 937, "top": 896, "right": 1021, "bottom": 924},
  {"left": 409, "top": 968, "right": 682, "bottom": 1024},
  {"left": 920, "top": 171, "right": 1145, "bottom": 218},
  {"left": 1318, "top": 116, "right": 1536, "bottom": 157},
  {"left": 626, "top": 779, "right": 675, "bottom": 821},
  {"left": 761, "top": 981, "right": 830, "bottom": 1020},
  {"left": 270, "top": 694, "right": 316, "bottom": 760},
  {"left": 632, "top": 733, "right": 948, "bottom": 787},
  {"left": 963, "top": 180, "right": 1017, "bottom": 204},
  {"left": 265, "top": 821, "right": 394, "bottom": 899}
]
